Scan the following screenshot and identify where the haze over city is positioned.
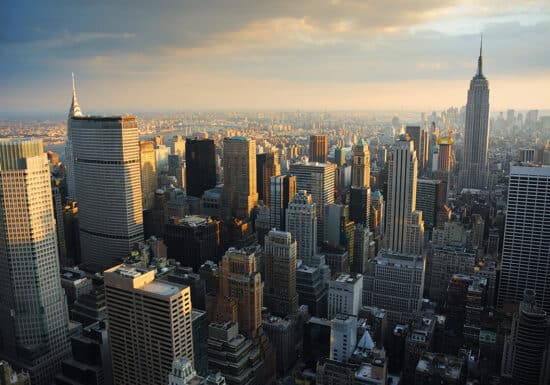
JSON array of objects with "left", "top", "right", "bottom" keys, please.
[{"left": 2, "top": 0, "right": 550, "bottom": 115}]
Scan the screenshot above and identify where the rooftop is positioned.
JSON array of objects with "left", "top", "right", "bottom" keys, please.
[
  {"left": 140, "top": 280, "right": 183, "bottom": 296},
  {"left": 70, "top": 115, "right": 136, "bottom": 121},
  {"left": 334, "top": 273, "right": 362, "bottom": 284},
  {"left": 374, "top": 249, "right": 424, "bottom": 269},
  {"left": 510, "top": 165, "right": 550, "bottom": 177}
]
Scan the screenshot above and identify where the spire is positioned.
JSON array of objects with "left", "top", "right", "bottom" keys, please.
[
  {"left": 477, "top": 34, "right": 483, "bottom": 77},
  {"left": 69, "top": 72, "right": 83, "bottom": 118}
]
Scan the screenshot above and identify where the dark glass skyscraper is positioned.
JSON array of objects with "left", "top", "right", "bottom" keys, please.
[
  {"left": 185, "top": 138, "right": 216, "bottom": 198},
  {"left": 459, "top": 40, "right": 490, "bottom": 190}
]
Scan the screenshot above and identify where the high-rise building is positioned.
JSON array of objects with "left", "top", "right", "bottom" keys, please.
[
  {"left": 168, "top": 154, "right": 185, "bottom": 189},
  {"left": 352, "top": 224, "right": 375, "bottom": 274},
  {"left": 0, "top": 139, "right": 71, "bottom": 385},
  {"left": 459, "top": 40, "right": 490, "bottom": 190},
  {"left": 329, "top": 314, "right": 357, "bottom": 363},
  {"left": 289, "top": 162, "right": 336, "bottom": 241},
  {"left": 66, "top": 73, "right": 83, "bottom": 201},
  {"left": 416, "top": 179, "right": 446, "bottom": 237},
  {"left": 349, "top": 187, "right": 371, "bottom": 226},
  {"left": 324, "top": 204, "right": 355, "bottom": 258},
  {"left": 350, "top": 140, "right": 371, "bottom": 227},
  {"left": 164, "top": 215, "right": 221, "bottom": 272},
  {"left": 215, "top": 247, "right": 263, "bottom": 338},
  {"left": 405, "top": 126, "right": 428, "bottom": 174},
  {"left": 334, "top": 147, "right": 346, "bottom": 166},
  {"left": 170, "top": 135, "right": 186, "bottom": 158},
  {"left": 186, "top": 139, "right": 217, "bottom": 198},
  {"left": 222, "top": 137, "right": 258, "bottom": 219},
  {"left": 54, "top": 321, "right": 113, "bottom": 385},
  {"left": 140, "top": 140, "right": 157, "bottom": 210},
  {"left": 498, "top": 166, "right": 550, "bottom": 312},
  {"left": 385, "top": 135, "right": 424, "bottom": 254},
  {"left": 501, "top": 289, "right": 550, "bottom": 385},
  {"left": 328, "top": 273, "right": 363, "bottom": 319},
  {"left": 69, "top": 113, "right": 143, "bottom": 270},
  {"left": 286, "top": 190, "right": 317, "bottom": 264},
  {"left": 206, "top": 322, "right": 261, "bottom": 385},
  {"left": 309, "top": 135, "right": 328, "bottom": 163},
  {"left": 269, "top": 175, "right": 296, "bottom": 231},
  {"left": 104, "top": 265, "right": 194, "bottom": 385},
  {"left": 351, "top": 139, "right": 370, "bottom": 188},
  {"left": 256, "top": 150, "right": 280, "bottom": 204},
  {"left": 263, "top": 230, "right": 299, "bottom": 316},
  {"left": 297, "top": 257, "right": 330, "bottom": 318},
  {"left": 437, "top": 137, "right": 454, "bottom": 172},
  {"left": 363, "top": 250, "right": 425, "bottom": 325}
]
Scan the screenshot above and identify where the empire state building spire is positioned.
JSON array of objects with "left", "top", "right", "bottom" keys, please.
[
  {"left": 69, "top": 72, "right": 83, "bottom": 118},
  {"left": 477, "top": 35, "right": 483, "bottom": 77}
]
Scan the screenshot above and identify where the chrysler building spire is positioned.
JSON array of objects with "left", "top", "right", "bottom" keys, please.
[{"left": 69, "top": 72, "right": 83, "bottom": 118}]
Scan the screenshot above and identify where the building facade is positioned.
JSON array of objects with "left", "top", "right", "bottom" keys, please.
[
  {"left": 497, "top": 166, "right": 550, "bottom": 312},
  {"left": 140, "top": 140, "right": 157, "bottom": 210},
  {"left": 104, "top": 265, "right": 194, "bottom": 385},
  {"left": 263, "top": 230, "right": 299, "bottom": 316},
  {"left": 459, "top": 42, "right": 490, "bottom": 190},
  {"left": 222, "top": 137, "right": 258, "bottom": 219},
  {"left": 289, "top": 162, "right": 336, "bottom": 242},
  {"left": 0, "top": 139, "right": 71, "bottom": 385},
  {"left": 309, "top": 135, "right": 328, "bottom": 163},
  {"left": 285, "top": 190, "right": 317, "bottom": 264},
  {"left": 186, "top": 139, "right": 217, "bottom": 199},
  {"left": 69, "top": 115, "right": 144, "bottom": 270}
]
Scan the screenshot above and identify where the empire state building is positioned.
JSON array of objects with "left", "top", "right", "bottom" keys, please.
[{"left": 459, "top": 40, "right": 490, "bottom": 190}]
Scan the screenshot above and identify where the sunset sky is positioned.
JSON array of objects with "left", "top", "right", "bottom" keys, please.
[{"left": 1, "top": 0, "right": 549, "bottom": 115}]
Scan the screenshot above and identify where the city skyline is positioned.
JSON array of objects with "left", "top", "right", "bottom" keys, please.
[{"left": 2, "top": 1, "right": 550, "bottom": 115}]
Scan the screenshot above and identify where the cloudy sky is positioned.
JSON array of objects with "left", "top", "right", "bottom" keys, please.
[{"left": 1, "top": 0, "right": 549, "bottom": 115}]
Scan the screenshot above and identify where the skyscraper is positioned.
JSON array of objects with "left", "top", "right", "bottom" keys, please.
[
  {"left": 327, "top": 273, "right": 363, "bottom": 319},
  {"left": 501, "top": 289, "right": 550, "bottom": 385},
  {"left": 437, "top": 137, "right": 454, "bottom": 172},
  {"left": 351, "top": 139, "right": 370, "bottom": 188},
  {"left": 269, "top": 174, "right": 296, "bottom": 231},
  {"left": 350, "top": 139, "right": 371, "bottom": 226},
  {"left": 385, "top": 135, "right": 424, "bottom": 254},
  {"left": 222, "top": 136, "right": 258, "bottom": 219},
  {"left": 69, "top": 114, "right": 144, "bottom": 270},
  {"left": 66, "top": 73, "right": 83, "bottom": 201},
  {"left": 309, "top": 135, "right": 328, "bottom": 163},
  {"left": 263, "top": 230, "right": 299, "bottom": 316},
  {"left": 416, "top": 179, "right": 447, "bottom": 237},
  {"left": 459, "top": 40, "right": 490, "bottom": 190},
  {"left": 405, "top": 126, "right": 428, "bottom": 175},
  {"left": 329, "top": 314, "right": 357, "bottom": 362},
  {"left": 289, "top": 161, "right": 336, "bottom": 241},
  {"left": 215, "top": 247, "right": 263, "bottom": 338},
  {"left": 0, "top": 139, "right": 71, "bottom": 385},
  {"left": 104, "top": 265, "right": 194, "bottom": 385},
  {"left": 139, "top": 140, "right": 157, "bottom": 210},
  {"left": 286, "top": 190, "right": 317, "bottom": 264},
  {"left": 497, "top": 166, "right": 550, "bottom": 312},
  {"left": 363, "top": 250, "right": 425, "bottom": 325},
  {"left": 256, "top": 150, "right": 281, "bottom": 204},
  {"left": 186, "top": 139, "right": 217, "bottom": 198},
  {"left": 164, "top": 215, "right": 221, "bottom": 272}
]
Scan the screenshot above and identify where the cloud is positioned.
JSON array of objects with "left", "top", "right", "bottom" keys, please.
[
  {"left": 39, "top": 32, "right": 135, "bottom": 48},
  {"left": 1, "top": 0, "right": 549, "bottom": 113}
]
